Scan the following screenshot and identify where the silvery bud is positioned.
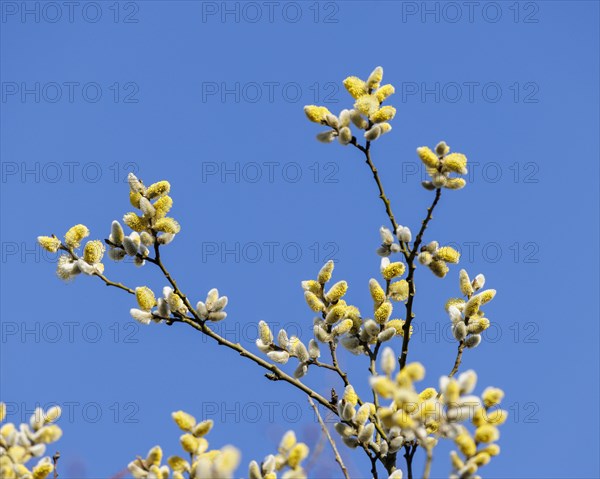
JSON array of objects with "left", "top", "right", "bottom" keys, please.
[
  {"left": 473, "top": 273, "right": 486, "bottom": 291},
  {"left": 123, "top": 236, "right": 139, "bottom": 256},
  {"left": 452, "top": 323, "right": 467, "bottom": 341},
  {"left": 341, "top": 402, "right": 356, "bottom": 421},
  {"left": 380, "top": 226, "right": 394, "bottom": 245},
  {"left": 338, "top": 127, "right": 353, "bottom": 145},
  {"left": 278, "top": 329, "right": 289, "bottom": 349},
  {"left": 465, "top": 334, "right": 482, "bottom": 348},
  {"left": 208, "top": 311, "right": 227, "bottom": 322},
  {"left": 127, "top": 172, "right": 145, "bottom": 193},
  {"left": 325, "top": 114, "right": 339, "bottom": 129},
  {"left": 111, "top": 220, "right": 124, "bottom": 244},
  {"left": 308, "top": 339, "right": 320, "bottom": 359},
  {"left": 365, "top": 125, "right": 381, "bottom": 141},
  {"left": 358, "top": 423, "right": 375, "bottom": 443},
  {"left": 377, "top": 328, "right": 396, "bottom": 343},
  {"left": 396, "top": 225, "right": 412, "bottom": 243},
  {"left": 317, "top": 130, "right": 336, "bottom": 143},
  {"left": 418, "top": 251, "right": 433, "bottom": 266},
  {"left": 380, "top": 346, "right": 397, "bottom": 376},
  {"left": 157, "top": 298, "right": 170, "bottom": 318},
  {"left": 267, "top": 351, "right": 290, "bottom": 364},
  {"left": 342, "top": 436, "right": 359, "bottom": 449},
  {"left": 293, "top": 339, "right": 310, "bottom": 363},
  {"left": 334, "top": 422, "right": 355, "bottom": 438},
  {"left": 389, "top": 436, "right": 404, "bottom": 453},
  {"left": 350, "top": 110, "right": 368, "bottom": 129},
  {"left": 196, "top": 301, "right": 208, "bottom": 319},
  {"left": 339, "top": 109, "right": 351, "bottom": 127},
  {"left": 293, "top": 363, "right": 308, "bottom": 379},
  {"left": 157, "top": 233, "right": 175, "bottom": 245},
  {"left": 205, "top": 288, "right": 219, "bottom": 310},
  {"left": 139, "top": 197, "right": 156, "bottom": 218},
  {"left": 108, "top": 248, "right": 126, "bottom": 261}
]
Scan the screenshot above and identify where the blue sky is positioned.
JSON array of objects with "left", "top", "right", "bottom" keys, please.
[{"left": 1, "top": 1, "right": 599, "bottom": 478}]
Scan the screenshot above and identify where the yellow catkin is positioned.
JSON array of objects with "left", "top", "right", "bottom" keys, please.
[
  {"left": 146, "top": 181, "right": 171, "bottom": 199},
  {"left": 135, "top": 287, "right": 156, "bottom": 311},
  {"left": 445, "top": 178, "right": 467, "bottom": 189},
  {"left": 354, "top": 95, "right": 379, "bottom": 116},
  {"left": 374, "top": 301, "right": 393, "bottom": 324},
  {"left": 443, "top": 153, "right": 468, "bottom": 174},
  {"left": 287, "top": 443, "right": 309, "bottom": 469},
  {"left": 429, "top": 260, "right": 449, "bottom": 278},
  {"left": 304, "top": 105, "right": 331, "bottom": 123},
  {"left": 389, "top": 280, "right": 409, "bottom": 301},
  {"left": 146, "top": 446, "right": 163, "bottom": 466},
  {"left": 369, "top": 278, "right": 386, "bottom": 304},
  {"left": 180, "top": 434, "right": 200, "bottom": 453},
  {"left": 38, "top": 236, "right": 61, "bottom": 253},
  {"left": 375, "top": 84, "right": 395, "bottom": 103},
  {"left": 172, "top": 411, "right": 196, "bottom": 431},
  {"left": 479, "top": 289, "right": 497, "bottom": 305},
  {"left": 482, "top": 387, "right": 504, "bottom": 408},
  {"left": 343, "top": 76, "right": 367, "bottom": 99},
  {"left": 459, "top": 269, "right": 474, "bottom": 296},
  {"left": 83, "top": 240, "right": 105, "bottom": 264},
  {"left": 32, "top": 463, "right": 54, "bottom": 479},
  {"left": 455, "top": 433, "right": 476, "bottom": 457},
  {"left": 154, "top": 217, "right": 181, "bottom": 234},
  {"left": 304, "top": 291, "right": 325, "bottom": 312},
  {"left": 123, "top": 212, "right": 147, "bottom": 232},
  {"left": 343, "top": 385, "right": 359, "bottom": 406},
  {"left": 192, "top": 420, "right": 213, "bottom": 437},
  {"left": 436, "top": 246, "right": 460, "bottom": 263},
  {"left": 325, "top": 281, "right": 348, "bottom": 302},
  {"left": 154, "top": 195, "right": 173, "bottom": 218},
  {"left": 130, "top": 190, "right": 142, "bottom": 208},
  {"left": 383, "top": 262, "right": 405, "bottom": 280},
  {"left": 317, "top": 260, "right": 334, "bottom": 283},
  {"left": 64, "top": 224, "right": 89, "bottom": 248},
  {"left": 417, "top": 147, "right": 440, "bottom": 169},
  {"left": 474, "top": 425, "right": 500, "bottom": 443},
  {"left": 370, "top": 106, "right": 396, "bottom": 123}
]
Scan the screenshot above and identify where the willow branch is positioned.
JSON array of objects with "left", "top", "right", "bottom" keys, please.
[
  {"left": 307, "top": 397, "right": 351, "bottom": 479},
  {"left": 423, "top": 444, "right": 434, "bottom": 479},
  {"left": 399, "top": 188, "right": 442, "bottom": 370},
  {"left": 448, "top": 341, "right": 466, "bottom": 377}
]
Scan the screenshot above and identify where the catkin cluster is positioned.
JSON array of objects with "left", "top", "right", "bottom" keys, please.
[
  {"left": 0, "top": 403, "right": 62, "bottom": 479},
  {"left": 34, "top": 65, "right": 507, "bottom": 478},
  {"left": 109, "top": 173, "right": 179, "bottom": 265},
  {"left": 446, "top": 270, "right": 496, "bottom": 348},
  {"left": 304, "top": 66, "right": 395, "bottom": 144},
  {"left": 128, "top": 411, "right": 309, "bottom": 479}
]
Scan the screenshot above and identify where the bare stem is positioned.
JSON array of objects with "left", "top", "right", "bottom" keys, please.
[
  {"left": 423, "top": 444, "right": 434, "bottom": 479},
  {"left": 399, "top": 188, "right": 442, "bottom": 370},
  {"left": 448, "top": 341, "right": 466, "bottom": 377},
  {"left": 307, "top": 397, "right": 351, "bottom": 479}
]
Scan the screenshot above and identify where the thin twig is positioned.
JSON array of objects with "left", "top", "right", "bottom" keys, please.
[
  {"left": 404, "top": 444, "right": 417, "bottom": 479},
  {"left": 52, "top": 452, "right": 60, "bottom": 479},
  {"left": 423, "top": 444, "right": 434, "bottom": 479},
  {"left": 399, "top": 188, "right": 442, "bottom": 370},
  {"left": 448, "top": 341, "right": 466, "bottom": 377},
  {"left": 307, "top": 397, "right": 351, "bottom": 479}
]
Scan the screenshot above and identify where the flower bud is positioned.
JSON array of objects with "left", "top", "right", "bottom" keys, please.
[
  {"left": 318, "top": 260, "right": 334, "bottom": 283},
  {"left": 417, "top": 147, "right": 440, "bottom": 169},
  {"left": 465, "top": 334, "right": 481, "bottom": 348}
]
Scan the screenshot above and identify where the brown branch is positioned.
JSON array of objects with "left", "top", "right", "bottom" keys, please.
[
  {"left": 399, "top": 188, "right": 442, "bottom": 370},
  {"left": 52, "top": 452, "right": 60, "bottom": 479},
  {"left": 307, "top": 397, "right": 351, "bottom": 479},
  {"left": 448, "top": 341, "right": 466, "bottom": 377}
]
